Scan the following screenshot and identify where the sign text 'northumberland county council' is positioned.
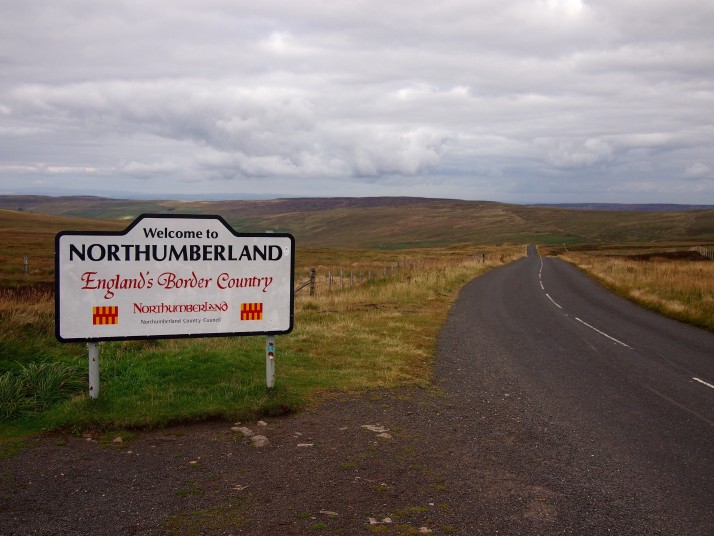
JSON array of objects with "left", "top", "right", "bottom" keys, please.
[{"left": 55, "top": 214, "right": 295, "bottom": 342}]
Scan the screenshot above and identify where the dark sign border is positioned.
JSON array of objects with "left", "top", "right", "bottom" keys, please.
[{"left": 55, "top": 213, "right": 295, "bottom": 343}]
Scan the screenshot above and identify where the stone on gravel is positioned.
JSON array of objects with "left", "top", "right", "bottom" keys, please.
[
  {"left": 250, "top": 435, "right": 269, "bottom": 448},
  {"left": 361, "top": 424, "right": 389, "bottom": 433},
  {"left": 236, "top": 427, "right": 254, "bottom": 437},
  {"left": 257, "top": 420, "right": 268, "bottom": 426},
  {"left": 111, "top": 437, "right": 123, "bottom": 444},
  {"left": 377, "top": 432, "right": 392, "bottom": 439}
]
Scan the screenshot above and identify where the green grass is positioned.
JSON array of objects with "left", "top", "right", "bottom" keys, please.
[
  {"left": 28, "top": 337, "right": 305, "bottom": 431},
  {"left": 0, "top": 361, "right": 85, "bottom": 420}
]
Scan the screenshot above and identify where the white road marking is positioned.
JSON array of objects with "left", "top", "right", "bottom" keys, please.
[
  {"left": 575, "top": 317, "right": 632, "bottom": 349},
  {"left": 545, "top": 293, "right": 562, "bottom": 309},
  {"left": 538, "top": 252, "right": 630, "bottom": 349},
  {"left": 693, "top": 377, "right": 714, "bottom": 390},
  {"left": 644, "top": 384, "right": 714, "bottom": 428}
]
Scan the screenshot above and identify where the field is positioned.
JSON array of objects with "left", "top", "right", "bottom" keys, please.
[
  {"left": 3, "top": 195, "right": 714, "bottom": 248},
  {"left": 557, "top": 248, "right": 714, "bottom": 332},
  {"left": 0, "top": 209, "right": 121, "bottom": 286},
  {"left": 1, "top": 197, "right": 713, "bottom": 443}
]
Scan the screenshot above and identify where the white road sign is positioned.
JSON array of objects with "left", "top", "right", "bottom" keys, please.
[{"left": 55, "top": 214, "right": 294, "bottom": 342}]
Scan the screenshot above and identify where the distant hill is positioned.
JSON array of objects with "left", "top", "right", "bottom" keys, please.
[
  {"left": 533, "top": 203, "right": 714, "bottom": 212},
  {"left": 1, "top": 195, "right": 713, "bottom": 248}
]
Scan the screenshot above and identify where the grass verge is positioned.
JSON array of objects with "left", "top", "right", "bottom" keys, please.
[{"left": 1, "top": 245, "right": 522, "bottom": 440}]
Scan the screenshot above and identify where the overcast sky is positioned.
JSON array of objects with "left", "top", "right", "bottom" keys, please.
[{"left": 1, "top": 0, "right": 713, "bottom": 203}]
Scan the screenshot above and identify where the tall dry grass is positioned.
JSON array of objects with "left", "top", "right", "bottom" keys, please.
[
  {"left": 286, "top": 245, "right": 524, "bottom": 389},
  {"left": 0, "top": 287, "right": 57, "bottom": 351},
  {"left": 562, "top": 252, "right": 714, "bottom": 332}
]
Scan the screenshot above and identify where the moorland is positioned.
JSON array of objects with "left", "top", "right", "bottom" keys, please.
[{"left": 1, "top": 196, "right": 712, "bottom": 441}]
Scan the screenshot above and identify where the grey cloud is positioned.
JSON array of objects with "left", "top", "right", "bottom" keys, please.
[
  {"left": 535, "top": 138, "right": 614, "bottom": 169},
  {"left": 684, "top": 162, "right": 712, "bottom": 179},
  {"left": 0, "top": 0, "right": 713, "bottom": 202},
  {"left": 6, "top": 76, "right": 451, "bottom": 180}
]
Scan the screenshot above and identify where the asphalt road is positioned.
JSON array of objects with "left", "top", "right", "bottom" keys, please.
[{"left": 435, "top": 245, "right": 714, "bottom": 534}]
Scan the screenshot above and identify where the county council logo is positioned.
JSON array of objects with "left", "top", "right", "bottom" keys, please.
[
  {"left": 93, "top": 306, "right": 119, "bottom": 325},
  {"left": 240, "top": 303, "right": 263, "bottom": 321}
]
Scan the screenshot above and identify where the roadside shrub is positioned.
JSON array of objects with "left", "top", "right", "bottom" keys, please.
[
  {"left": 0, "top": 371, "right": 28, "bottom": 420},
  {"left": 0, "top": 361, "right": 85, "bottom": 421}
]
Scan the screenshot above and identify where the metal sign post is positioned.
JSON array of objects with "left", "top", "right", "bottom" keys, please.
[
  {"left": 88, "top": 342, "right": 100, "bottom": 400},
  {"left": 265, "top": 335, "right": 276, "bottom": 388}
]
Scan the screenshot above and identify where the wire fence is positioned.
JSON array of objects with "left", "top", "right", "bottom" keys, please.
[
  {"left": 293, "top": 254, "right": 492, "bottom": 296},
  {"left": 0, "top": 254, "right": 55, "bottom": 286}
]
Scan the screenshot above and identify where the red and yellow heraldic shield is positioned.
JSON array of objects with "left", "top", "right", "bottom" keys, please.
[
  {"left": 241, "top": 303, "right": 263, "bottom": 321},
  {"left": 93, "top": 306, "right": 119, "bottom": 325}
]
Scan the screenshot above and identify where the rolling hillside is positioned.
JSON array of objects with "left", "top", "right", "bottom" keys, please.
[{"left": 2, "top": 195, "right": 714, "bottom": 248}]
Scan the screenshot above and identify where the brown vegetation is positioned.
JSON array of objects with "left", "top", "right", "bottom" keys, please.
[{"left": 561, "top": 250, "right": 714, "bottom": 332}]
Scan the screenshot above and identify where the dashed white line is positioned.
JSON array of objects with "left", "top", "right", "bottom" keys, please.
[
  {"left": 545, "top": 293, "right": 562, "bottom": 309},
  {"left": 575, "top": 317, "right": 632, "bottom": 349},
  {"left": 538, "top": 254, "right": 631, "bottom": 349},
  {"left": 693, "top": 377, "right": 714, "bottom": 390}
]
